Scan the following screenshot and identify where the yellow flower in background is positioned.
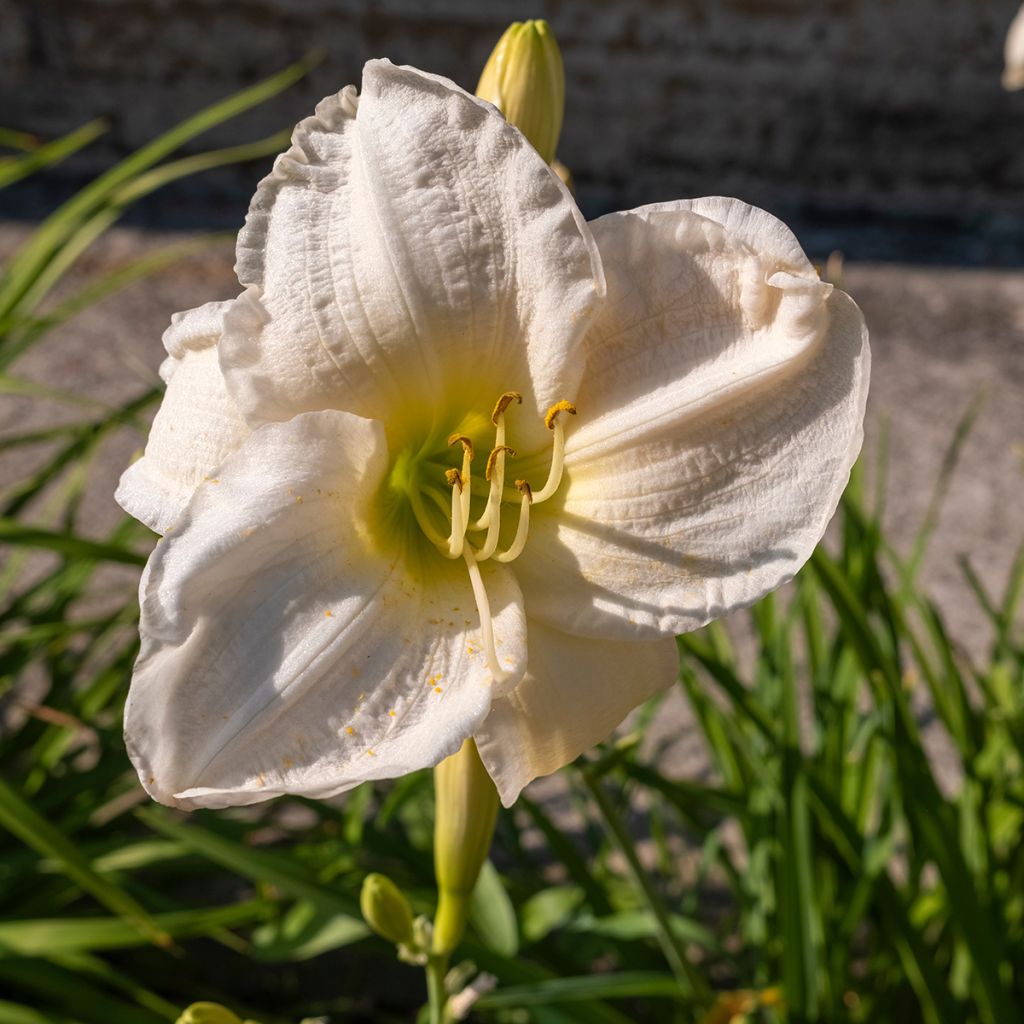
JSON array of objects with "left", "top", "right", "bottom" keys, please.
[{"left": 117, "top": 59, "right": 869, "bottom": 811}]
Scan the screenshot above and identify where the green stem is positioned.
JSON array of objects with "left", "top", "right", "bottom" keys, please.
[
  {"left": 581, "top": 769, "right": 710, "bottom": 1004},
  {"left": 426, "top": 953, "right": 449, "bottom": 1024}
]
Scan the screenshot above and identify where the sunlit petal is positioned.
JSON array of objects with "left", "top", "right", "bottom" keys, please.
[
  {"left": 115, "top": 300, "right": 250, "bottom": 535},
  {"left": 475, "top": 619, "right": 678, "bottom": 805},
  {"left": 517, "top": 199, "right": 870, "bottom": 638},
  {"left": 126, "top": 409, "right": 527, "bottom": 809}
]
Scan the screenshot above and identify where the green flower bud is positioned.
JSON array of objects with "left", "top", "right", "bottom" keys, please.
[
  {"left": 432, "top": 738, "right": 500, "bottom": 955},
  {"left": 175, "top": 1004, "right": 255, "bottom": 1024},
  {"left": 360, "top": 872, "right": 416, "bottom": 947},
  {"left": 475, "top": 20, "right": 565, "bottom": 164}
]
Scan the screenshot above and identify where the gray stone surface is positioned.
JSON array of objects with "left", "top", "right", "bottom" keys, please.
[{"left": 3, "top": 1, "right": 1024, "bottom": 260}]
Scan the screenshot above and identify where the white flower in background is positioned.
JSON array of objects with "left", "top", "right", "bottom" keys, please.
[
  {"left": 1004, "top": 4, "right": 1024, "bottom": 90},
  {"left": 117, "top": 60, "right": 869, "bottom": 810}
]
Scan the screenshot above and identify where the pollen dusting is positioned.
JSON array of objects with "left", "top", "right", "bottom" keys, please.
[
  {"left": 203, "top": 476, "right": 220, "bottom": 484},
  {"left": 544, "top": 399, "right": 577, "bottom": 429},
  {"left": 324, "top": 610, "right": 333, "bottom": 617},
  {"left": 295, "top": 495, "right": 304, "bottom": 504},
  {"left": 345, "top": 726, "right": 356, "bottom": 736},
  {"left": 350, "top": 666, "right": 361, "bottom": 678},
  {"left": 366, "top": 748, "right": 376, "bottom": 757},
  {"left": 282, "top": 757, "right": 294, "bottom": 768},
  {"left": 240, "top": 527, "right": 256, "bottom": 538},
  {"left": 434, "top": 686, "right": 443, "bottom": 693},
  {"left": 257, "top": 772, "right": 266, "bottom": 787},
  {"left": 388, "top": 709, "right": 396, "bottom": 717}
]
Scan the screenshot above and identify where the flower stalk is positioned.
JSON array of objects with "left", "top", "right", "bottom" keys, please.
[{"left": 432, "top": 738, "right": 500, "bottom": 957}]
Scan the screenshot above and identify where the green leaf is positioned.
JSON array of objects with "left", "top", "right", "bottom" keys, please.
[
  {"left": 469, "top": 858, "right": 518, "bottom": 958},
  {"left": 475, "top": 972, "right": 684, "bottom": 1008},
  {"left": 0, "top": 902, "right": 267, "bottom": 956},
  {"left": 0, "top": 120, "right": 107, "bottom": 190},
  {"left": 0, "top": 779, "right": 170, "bottom": 949},
  {"left": 521, "top": 886, "right": 585, "bottom": 943},
  {"left": 249, "top": 899, "right": 367, "bottom": 961},
  {"left": 0, "top": 520, "right": 147, "bottom": 566}
]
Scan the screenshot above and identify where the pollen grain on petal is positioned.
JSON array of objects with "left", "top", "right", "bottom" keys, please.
[{"left": 544, "top": 400, "right": 577, "bottom": 429}]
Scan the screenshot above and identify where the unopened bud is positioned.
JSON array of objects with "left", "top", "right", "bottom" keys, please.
[
  {"left": 360, "top": 872, "right": 415, "bottom": 947},
  {"left": 1004, "top": 5, "right": 1024, "bottom": 91},
  {"left": 476, "top": 20, "right": 565, "bottom": 164},
  {"left": 432, "top": 739, "right": 500, "bottom": 955}
]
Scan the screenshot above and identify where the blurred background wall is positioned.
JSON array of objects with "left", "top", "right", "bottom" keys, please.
[{"left": 2, "top": 0, "right": 1023, "bottom": 263}]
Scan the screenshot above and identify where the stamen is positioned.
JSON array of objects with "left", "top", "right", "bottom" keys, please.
[
  {"left": 473, "top": 445, "right": 516, "bottom": 558},
  {"left": 475, "top": 393, "right": 521, "bottom": 531},
  {"left": 445, "top": 469, "right": 467, "bottom": 558},
  {"left": 532, "top": 401, "right": 576, "bottom": 503},
  {"left": 448, "top": 435, "right": 473, "bottom": 523},
  {"left": 494, "top": 480, "right": 532, "bottom": 563},
  {"left": 463, "top": 547, "right": 508, "bottom": 685}
]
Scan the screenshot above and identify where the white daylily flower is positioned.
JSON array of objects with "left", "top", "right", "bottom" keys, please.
[
  {"left": 117, "top": 60, "right": 869, "bottom": 810},
  {"left": 1005, "top": 4, "right": 1024, "bottom": 90}
]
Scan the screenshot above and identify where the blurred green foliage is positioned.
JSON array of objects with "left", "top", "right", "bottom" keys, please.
[{"left": 1, "top": 69, "right": 1022, "bottom": 1024}]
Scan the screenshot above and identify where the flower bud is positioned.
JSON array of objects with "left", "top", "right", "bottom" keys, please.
[
  {"left": 432, "top": 738, "right": 500, "bottom": 955},
  {"left": 360, "top": 872, "right": 415, "bottom": 947},
  {"left": 175, "top": 1004, "right": 250, "bottom": 1024},
  {"left": 1004, "top": 5, "right": 1024, "bottom": 91},
  {"left": 475, "top": 20, "right": 565, "bottom": 164}
]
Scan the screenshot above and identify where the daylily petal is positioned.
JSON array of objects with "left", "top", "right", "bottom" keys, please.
[
  {"left": 474, "top": 619, "right": 679, "bottom": 806},
  {"left": 116, "top": 301, "right": 249, "bottom": 535},
  {"left": 126, "top": 409, "right": 527, "bottom": 809},
  {"left": 516, "top": 198, "right": 870, "bottom": 638},
  {"left": 223, "top": 59, "right": 603, "bottom": 451}
]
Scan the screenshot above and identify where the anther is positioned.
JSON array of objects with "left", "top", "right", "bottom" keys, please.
[
  {"left": 544, "top": 400, "right": 576, "bottom": 430},
  {"left": 491, "top": 391, "right": 523, "bottom": 425},
  {"left": 447, "top": 434, "right": 474, "bottom": 459},
  {"left": 445, "top": 468, "right": 464, "bottom": 491},
  {"left": 485, "top": 445, "right": 516, "bottom": 482}
]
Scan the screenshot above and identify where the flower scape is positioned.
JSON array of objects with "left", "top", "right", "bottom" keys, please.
[{"left": 116, "top": 59, "right": 870, "bottom": 812}]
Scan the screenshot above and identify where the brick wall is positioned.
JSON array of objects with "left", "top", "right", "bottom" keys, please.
[{"left": 2, "top": 0, "right": 1023, "bottom": 261}]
